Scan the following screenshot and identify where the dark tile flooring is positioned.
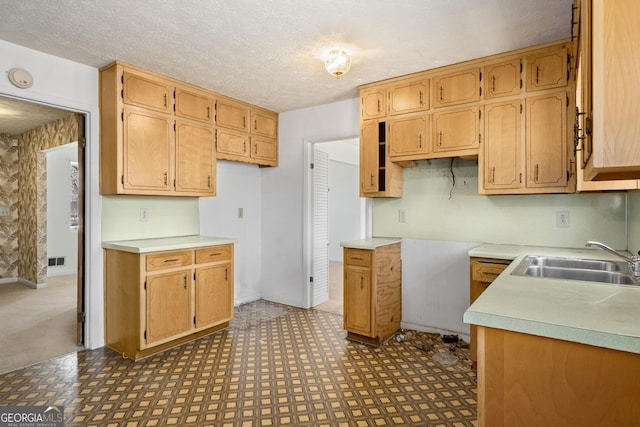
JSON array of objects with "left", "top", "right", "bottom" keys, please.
[{"left": 0, "top": 300, "right": 477, "bottom": 426}]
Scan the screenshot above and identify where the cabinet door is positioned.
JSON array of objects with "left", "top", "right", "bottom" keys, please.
[
  {"left": 483, "top": 100, "right": 523, "bottom": 191},
  {"left": 122, "top": 70, "right": 173, "bottom": 114},
  {"left": 526, "top": 92, "right": 567, "bottom": 188},
  {"left": 175, "top": 87, "right": 214, "bottom": 124},
  {"left": 216, "top": 129, "right": 249, "bottom": 158},
  {"left": 360, "top": 88, "right": 387, "bottom": 120},
  {"left": 343, "top": 265, "right": 373, "bottom": 337},
  {"left": 145, "top": 270, "right": 192, "bottom": 345},
  {"left": 251, "top": 109, "right": 278, "bottom": 138},
  {"left": 433, "top": 106, "right": 481, "bottom": 154},
  {"left": 432, "top": 67, "right": 480, "bottom": 108},
  {"left": 217, "top": 98, "right": 250, "bottom": 131},
  {"left": 122, "top": 107, "right": 173, "bottom": 192},
  {"left": 484, "top": 59, "right": 522, "bottom": 100},
  {"left": 251, "top": 137, "right": 278, "bottom": 165},
  {"left": 175, "top": 120, "right": 215, "bottom": 195},
  {"left": 360, "top": 120, "right": 380, "bottom": 194},
  {"left": 388, "top": 115, "right": 430, "bottom": 158},
  {"left": 388, "top": 78, "right": 429, "bottom": 115},
  {"left": 195, "top": 263, "right": 233, "bottom": 329},
  {"left": 526, "top": 45, "right": 568, "bottom": 92}
]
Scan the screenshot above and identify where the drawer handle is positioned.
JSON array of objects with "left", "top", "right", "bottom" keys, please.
[
  {"left": 351, "top": 257, "right": 364, "bottom": 261},
  {"left": 209, "top": 252, "right": 222, "bottom": 257},
  {"left": 164, "top": 258, "right": 179, "bottom": 263},
  {"left": 183, "top": 275, "right": 187, "bottom": 289},
  {"left": 482, "top": 272, "right": 499, "bottom": 277}
]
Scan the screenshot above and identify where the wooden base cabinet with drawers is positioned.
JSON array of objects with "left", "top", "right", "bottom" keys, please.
[
  {"left": 469, "top": 257, "right": 511, "bottom": 368},
  {"left": 104, "top": 244, "right": 234, "bottom": 360},
  {"left": 343, "top": 243, "right": 401, "bottom": 346}
]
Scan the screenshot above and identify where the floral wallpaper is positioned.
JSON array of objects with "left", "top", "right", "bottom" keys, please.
[
  {"left": 0, "top": 134, "right": 19, "bottom": 279},
  {"left": 16, "top": 113, "right": 78, "bottom": 285}
]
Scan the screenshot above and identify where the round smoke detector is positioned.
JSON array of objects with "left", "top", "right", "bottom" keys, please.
[{"left": 8, "top": 68, "right": 34, "bottom": 89}]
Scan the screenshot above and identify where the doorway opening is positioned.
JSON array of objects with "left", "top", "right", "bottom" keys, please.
[
  {"left": 0, "top": 96, "right": 85, "bottom": 374},
  {"left": 303, "top": 137, "right": 370, "bottom": 314}
]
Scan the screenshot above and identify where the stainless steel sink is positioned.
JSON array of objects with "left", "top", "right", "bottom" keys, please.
[
  {"left": 524, "top": 255, "right": 624, "bottom": 271},
  {"left": 511, "top": 255, "right": 638, "bottom": 286}
]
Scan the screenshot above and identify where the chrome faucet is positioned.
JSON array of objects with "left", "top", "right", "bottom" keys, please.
[{"left": 584, "top": 240, "right": 640, "bottom": 277}]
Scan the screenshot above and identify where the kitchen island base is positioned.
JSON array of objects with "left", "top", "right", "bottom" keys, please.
[{"left": 477, "top": 326, "right": 640, "bottom": 427}]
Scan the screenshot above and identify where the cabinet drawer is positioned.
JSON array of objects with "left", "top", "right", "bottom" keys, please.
[
  {"left": 345, "top": 249, "right": 372, "bottom": 267},
  {"left": 195, "top": 245, "right": 233, "bottom": 264},
  {"left": 146, "top": 250, "right": 193, "bottom": 272},
  {"left": 471, "top": 259, "right": 511, "bottom": 283}
]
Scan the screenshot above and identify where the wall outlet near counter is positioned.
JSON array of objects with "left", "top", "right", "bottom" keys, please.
[
  {"left": 398, "top": 209, "right": 407, "bottom": 223},
  {"left": 556, "top": 211, "right": 570, "bottom": 228},
  {"left": 140, "top": 208, "right": 149, "bottom": 222}
]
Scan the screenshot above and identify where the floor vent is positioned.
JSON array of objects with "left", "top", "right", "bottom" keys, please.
[{"left": 48, "top": 257, "right": 66, "bottom": 267}]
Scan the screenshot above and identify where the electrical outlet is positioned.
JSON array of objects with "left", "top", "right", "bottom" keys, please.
[
  {"left": 0, "top": 207, "right": 10, "bottom": 216},
  {"left": 556, "top": 211, "right": 569, "bottom": 228},
  {"left": 398, "top": 209, "right": 407, "bottom": 223},
  {"left": 238, "top": 207, "right": 244, "bottom": 219},
  {"left": 140, "top": 208, "right": 149, "bottom": 222}
]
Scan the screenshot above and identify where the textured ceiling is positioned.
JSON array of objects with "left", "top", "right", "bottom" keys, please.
[{"left": 0, "top": 0, "right": 573, "bottom": 122}]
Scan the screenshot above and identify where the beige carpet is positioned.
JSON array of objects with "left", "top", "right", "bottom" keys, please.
[
  {"left": 0, "top": 275, "right": 83, "bottom": 374},
  {"left": 314, "top": 261, "right": 343, "bottom": 315}
]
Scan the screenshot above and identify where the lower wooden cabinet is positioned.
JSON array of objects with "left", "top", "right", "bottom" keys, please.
[
  {"left": 343, "top": 243, "right": 401, "bottom": 345},
  {"left": 476, "top": 326, "right": 640, "bottom": 427},
  {"left": 104, "top": 244, "right": 234, "bottom": 359},
  {"left": 469, "top": 257, "right": 511, "bottom": 367}
]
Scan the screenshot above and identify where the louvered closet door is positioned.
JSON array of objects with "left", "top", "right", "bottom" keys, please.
[{"left": 312, "top": 149, "right": 329, "bottom": 306}]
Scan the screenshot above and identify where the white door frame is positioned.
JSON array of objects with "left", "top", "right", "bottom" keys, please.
[{"left": 302, "top": 136, "right": 372, "bottom": 309}]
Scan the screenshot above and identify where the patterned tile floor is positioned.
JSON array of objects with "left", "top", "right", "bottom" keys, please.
[{"left": 0, "top": 300, "right": 477, "bottom": 426}]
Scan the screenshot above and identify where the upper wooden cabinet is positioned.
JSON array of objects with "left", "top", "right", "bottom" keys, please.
[
  {"left": 216, "top": 100, "right": 278, "bottom": 167},
  {"left": 217, "top": 97, "right": 249, "bottom": 132},
  {"left": 482, "top": 100, "right": 523, "bottom": 192},
  {"left": 251, "top": 109, "right": 278, "bottom": 138},
  {"left": 526, "top": 92, "right": 568, "bottom": 189},
  {"left": 388, "top": 115, "right": 430, "bottom": 160},
  {"left": 525, "top": 45, "right": 568, "bottom": 92},
  {"left": 360, "top": 87, "right": 387, "bottom": 120},
  {"left": 484, "top": 59, "right": 522, "bottom": 100},
  {"left": 432, "top": 67, "right": 481, "bottom": 108},
  {"left": 388, "top": 78, "right": 429, "bottom": 115},
  {"left": 100, "top": 62, "right": 215, "bottom": 197},
  {"left": 122, "top": 70, "right": 174, "bottom": 114},
  {"left": 360, "top": 120, "right": 402, "bottom": 197},
  {"left": 175, "top": 86, "right": 214, "bottom": 124},
  {"left": 573, "top": 0, "right": 638, "bottom": 191},
  {"left": 432, "top": 106, "right": 481, "bottom": 157},
  {"left": 580, "top": 0, "right": 640, "bottom": 182},
  {"left": 358, "top": 39, "right": 575, "bottom": 197}
]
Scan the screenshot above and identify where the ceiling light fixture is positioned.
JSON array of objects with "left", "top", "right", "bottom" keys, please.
[{"left": 324, "top": 49, "right": 351, "bottom": 78}]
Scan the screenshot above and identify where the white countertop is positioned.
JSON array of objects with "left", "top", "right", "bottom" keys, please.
[
  {"left": 464, "top": 244, "right": 640, "bottom": 354},
  {"left": 340, "top": 237, "right": 402, "bottom": 250},
  {"left": 102, "top": 235, "right": 237, "bottom": 253}
]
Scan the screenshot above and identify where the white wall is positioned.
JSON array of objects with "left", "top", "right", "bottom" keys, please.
[
  {"left": 627, "top": 190, "right": 640, "bottom": 254},
  {"left": 261, "top": 98, "right": 360, "bottom": 307},
  {"left": 373, "top": 158, "right": 627, "bottom": 248},
  {"left": 328, "top": 160, "right": 361, "bottom": 262},
  {"left": 45, "top": 143, "right": 78, "bottom": 277},
  {"left": 0, "top": 39, "right": 103, "bottom": 349},
  {"left": 102, "top": 196, "right": 199, "bottom": 241},
  {"left": 372, "top": 157, "right": 628, "bottom": 338},
  {"left": 199, "top": 161, "right": 262, "bottom": 305}
]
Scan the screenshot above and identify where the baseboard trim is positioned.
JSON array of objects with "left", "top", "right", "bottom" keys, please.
[
  {"left": 18, "top": 277, "right": 47, "bottom": 289},
  {"left": 0, "top": 277, "right": 47, "bottom": 289}
]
